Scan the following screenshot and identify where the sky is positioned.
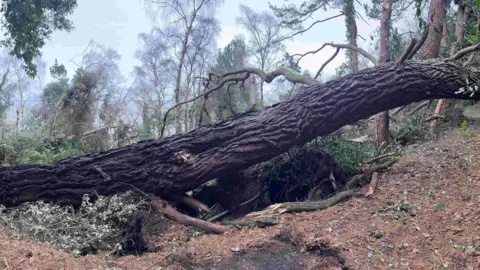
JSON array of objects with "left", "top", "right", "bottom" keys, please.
[
  {"left": 39, "top": 0, "right": 379, "bottom": 85},
  {"left": 4, "top": 0, "right": 383, "bottom": 122}
]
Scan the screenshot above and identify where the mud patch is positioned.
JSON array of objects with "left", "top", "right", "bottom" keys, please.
[{"left": 191, "top": 240, "right": 346, "bottom": 270}]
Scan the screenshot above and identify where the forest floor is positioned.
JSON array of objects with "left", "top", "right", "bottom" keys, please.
[{"left": 1, "top": 128, "right": 480, "bottom": 269}]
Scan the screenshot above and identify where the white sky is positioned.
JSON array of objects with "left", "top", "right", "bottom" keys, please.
[
  {"left": 39, "top": 0, "right": 379, "bottom": 84},
  {"left": 3, "top": 0, "right": 383, "bottom": 122}
]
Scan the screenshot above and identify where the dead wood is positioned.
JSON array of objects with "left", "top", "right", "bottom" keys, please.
[
  {"left": 246, "top": 189, "right": 356, "bottom": 217},
  {"left": 365, "top": 172, "right": 379, "bottom": 198},
  {"left": 1, "top": 61, "right": 480, "bottom": 207},
  {"left": 221, "top": 217, "right": 277, "bottom": 228},
  {"left": 152, "top": 199, "right": 228, "bottom": 234},
  {"left": 345, "top": 158, "right": 398, "bottom": 189},
  {"left": 364, "top": 152, "right": 397, "bottom": 164}
]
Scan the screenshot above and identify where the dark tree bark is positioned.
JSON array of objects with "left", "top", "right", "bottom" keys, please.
[{"left": 0, "top": 60, "right": 479, "bottom": 207}]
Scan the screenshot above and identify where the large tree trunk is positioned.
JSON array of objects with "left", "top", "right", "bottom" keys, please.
[
  {"left": 375, "top": 0, "right": 393, "bottom": 147},
  {"left": 422, "top": 0, "right": 446, "bottom": 126},
  {"left": 0, "top": 61, "right": 479, "bottom": 207}
]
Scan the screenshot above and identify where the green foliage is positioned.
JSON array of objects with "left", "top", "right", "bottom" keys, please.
[
  {"left": 315, "top": 135, "right": 376, "bottom": 174},
  {"left": 0, "top": 192, "right": 148, "bottom": 256},
  {"left": 41, "top": 78, "right": 69, "bottom": 107},
  {"left": 460, "top": 120, "right": 475, "bottom": 137},
  {"left": 434, "top": 202, "right": 445, "bottom": 211},
  {"left": 49, "top": 59, "right": 67, "bottom": 80},
  {"left": 0, "top": 0, "right": 77, "bottom": 77}
]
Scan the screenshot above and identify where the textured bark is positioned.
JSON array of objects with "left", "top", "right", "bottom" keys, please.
[
  {"left": 0, "top": 61, "right": 480, "bottom": 207},
  {"left": 421, "top": 0, "right": 446, "bottom": 59},
  {"left": 422, "top": 0, "right": 446, "bottom": 126},
  {"left": 344, "top": 0, "right": 359, "bottom": 72},
  {"left": 375, "top": 0, "right": 392, "bottom": 147}
]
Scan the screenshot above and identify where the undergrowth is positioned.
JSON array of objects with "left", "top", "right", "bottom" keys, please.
[
  {"left": 0, "top": 191, "right": 148, "bottom": 257},
  {"left": 314, "top": 135, "right": 376, "bottom": 174}
]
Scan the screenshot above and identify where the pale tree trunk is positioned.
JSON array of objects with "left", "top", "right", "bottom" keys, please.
[
  {"left": 248, "top": 74, "right": 257, "bottom": 111},
  {"left": 375, "top": 0, "right": 392, "bottom": 147},
  {"left": 345, "top": 0, "right": 359, "bottom": 72},
  {"left": 422, "top": 0, "right": 446, "bottom": 126},
  {"left": 173, "top": 3, "right": 203, "bottom": 134}
]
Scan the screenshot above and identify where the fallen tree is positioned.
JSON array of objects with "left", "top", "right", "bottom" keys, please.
[{"left": 1, "top": 60, "right": 480, "bottom": 207}]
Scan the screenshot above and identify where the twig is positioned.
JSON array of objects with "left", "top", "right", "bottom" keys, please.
[
  {"left": 392, "top": 105, "right": 408, "bottom": 115},
  {"left": 397, "top": 38, "right": 417, "bottom": 64},
  {"left": 277, "top": 13, "right": 344, "bottom": 43},
  {"left": 424, "top": 115, "right": 445, "bottom": 122},
  {"left": 207, "top": 191, "right": 264, "bottom": 222},
  {"left": 364, "top": 152, "right": 396, "bottom": 164},
  {"left": 315, "top": 48, "right": 340, "bottom": 79},
  {"left": 408, "top": 101, "right": 429, "bottom": 116},
  {"left": 294, "top": 43, "right": 378, "bottom": 66}
]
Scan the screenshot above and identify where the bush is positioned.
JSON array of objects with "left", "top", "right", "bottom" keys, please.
[
  {"left": 0, "top": 192, "right": 148, "bottom": 257},
  {"left": 313, "top": 135, "right": 376, "bottom": 174}
]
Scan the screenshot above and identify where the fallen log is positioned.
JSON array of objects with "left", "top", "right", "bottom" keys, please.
[
  {"left": 246, "top": 189, "right": 356, "bottom": 217},
  {"left": 0, "top": 60, "right": 479, "bottom": 207}
]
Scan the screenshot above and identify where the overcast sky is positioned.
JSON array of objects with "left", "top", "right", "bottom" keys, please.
[{"left": 39, "top": 0, "right": 379, "bottom": 85}]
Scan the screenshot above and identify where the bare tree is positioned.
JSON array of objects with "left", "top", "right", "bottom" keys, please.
[
  {"left": 145, "top": 0, "right": 224, "bottom": 134},
  {"left": 11, "top": 57, "right": 34, "bottom": 130},
  {"left": 134, "top": 29, "right": 174, "bottom": 137},
  {"left": 236, "top": 4, "right": 285, "bottom": 109}
]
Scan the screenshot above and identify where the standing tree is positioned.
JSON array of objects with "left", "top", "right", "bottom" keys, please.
[
  {"left": 376, "top": 0, "right": 393, "bottom": 147},
  {"left": 0, "top": 0, "right": 77, "bottom": 77},
  {"left": 134, "top": 29, "right": 173, "bottom": 138},
  {"left": 145, "top": 0, "right": 224, "bottom": 134},
  {"left": 236, "top": 4, "right": 285, "bottom": 109}
]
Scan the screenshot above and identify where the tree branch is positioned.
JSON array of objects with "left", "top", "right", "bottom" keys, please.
[
  {"left": 445, "top": 43, "right": 480, "bottom": 62},
  {"left": 407, "top": 27, "right": 429, "bottom": 60},
  {"left": 276, "top": 13, "right": 344, "bottom": 43},
  {"left": 397, "top": 38, "right": 417, "bottom": 64},
  {"left": 294, "top": 43, "right": 378, "bottom": 66},
  {"left": 315, "top": 48, "right": 340, "bottom": 79}
]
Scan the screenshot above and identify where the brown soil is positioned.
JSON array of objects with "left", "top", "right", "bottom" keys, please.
[{"left": 1, "top": 130, "right": 480, "bottom": 269}]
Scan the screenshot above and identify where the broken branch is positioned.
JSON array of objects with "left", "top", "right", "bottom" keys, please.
[
  {"left": 365, "top": 172, "right": 379, "bottom": 198},
  {"left": 407, "top": 27, "right": 430, "bottom": 60},
  {"left": 246, "top": 189, "right": 356, "bottom": 217},
  {"left": 159, "top": 202, "right": 228, "bottom": 234},
  {"left": 397, "top": 38, "right": 417, "bottom": 64},
  {"left": 315, "top": 48, "right": 340, "bottom": 79},
  {"left": 446, "top": 43, "right": 480, "bottom": 62}
]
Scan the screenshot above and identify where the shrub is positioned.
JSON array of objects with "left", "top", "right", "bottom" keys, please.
[
  {"left": 0, "top": 192, "right": 148, "bottom": 257},
  {"left": 313, "top": 135, "right": 376, "bottom": 174}
]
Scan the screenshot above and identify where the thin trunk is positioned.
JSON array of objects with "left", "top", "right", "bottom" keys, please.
[
  {"left": 345, "top": 0, "right": 359, "bottom": 72},
  {"left": 375, "top": 0, "right": 392, "bottom": 147},
  {"left": 441, "top": 18, "right": 448, "bottom": 47},
  {"left": 248, "top": 75, "right": 257, "bottom": 111},
  {"left": 173, "top": 4, "right": 203, "bottom": 134},
  {"left": 1, "top": 61, "right": 479, "bottom": 207}
]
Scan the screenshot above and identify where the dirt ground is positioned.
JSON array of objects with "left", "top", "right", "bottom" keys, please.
[{"left": 1, "top": 129, "right": 480, "bottom": 269}]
